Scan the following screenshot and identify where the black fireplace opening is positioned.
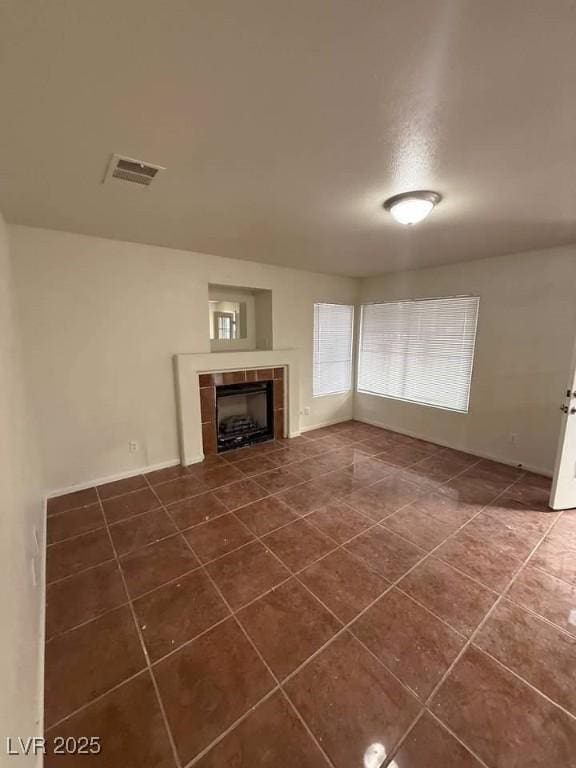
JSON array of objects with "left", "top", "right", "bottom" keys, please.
[{"left": 215, "top": 380, "right": 274, "bottom": 452}]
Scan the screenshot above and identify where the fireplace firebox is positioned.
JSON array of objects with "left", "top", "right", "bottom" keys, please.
[{"left": 216, "top": 380, "right": 274, "bottom": 452}]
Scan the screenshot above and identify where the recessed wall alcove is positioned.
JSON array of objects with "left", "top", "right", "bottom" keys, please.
[{"left": 208, "top": 284, "right": 273, "bottom": 353}]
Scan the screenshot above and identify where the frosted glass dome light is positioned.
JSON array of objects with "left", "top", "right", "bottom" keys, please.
[{"left": 384, "top": 190, "right": 442, "bottom": 225}]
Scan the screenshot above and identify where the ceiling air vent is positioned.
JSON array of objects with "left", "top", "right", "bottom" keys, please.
[{"left": 103, "top": 154, "right": 165, "bottom": 187}]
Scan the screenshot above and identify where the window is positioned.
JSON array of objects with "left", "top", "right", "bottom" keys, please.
[
  {"left": 313, "top": 303, "right": 354, "bottom": 397},
  {"left": 216, "top": 312, "right": 236, "bottom": 340},
  {"left": 357, "top": 296, "right": 479, "bottom": 412}
]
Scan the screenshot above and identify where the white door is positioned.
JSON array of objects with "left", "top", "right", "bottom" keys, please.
[{"left": 550, "top": 340, "right": 576, "bottom": 510}]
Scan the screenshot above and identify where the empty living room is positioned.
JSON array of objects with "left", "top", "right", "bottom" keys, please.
[{"left": 1, "top": 1, "right": 576, "bottom": 766}]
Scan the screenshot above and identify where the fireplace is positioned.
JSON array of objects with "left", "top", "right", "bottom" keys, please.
[
  {"left": 196, "top": 366, "right": 285, "bottom": 456},
  {"left": 216, "top": 380, "right": 274, "bottom": 452}
]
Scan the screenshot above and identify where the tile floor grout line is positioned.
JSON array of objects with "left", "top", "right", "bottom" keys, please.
[
  {"left": 470, "top": 643, "right": 576, "bottom": 722},
  {"left": 390, "top": 583, "right": 488, "bottom": 638},
  {"left": 161, "top": 460, "right": 551, "bottom": 580},
  {"left": 256, "top": 476, "right": 532, "bottom": 703},
  {"left": 375, "top": 473, "right": 544, "bottom": 588},
  {"left": 381, "top": 710, "right": 427, "bottom": 768},
  {"left": 418, "top": 494, "right": 567, "bottom": 721},
  {"left": 94, "top": 486, "right": 183, "bottom": 768},
  {"left": 145, "top": 438, "right": 442, "bottom": 521},
  {"left": 45, "top": 449, "right": 546, "bottom": 650},
  {"left": 46, "top": 499, "right": 175, "bottom": 548},
  {"left": 419, "top": 710, "right": 493, "bottom": 768},
  {"left": 291, "top": 569, "right": 430, "bottom": 707},
  {"left": 250, "top": 453, "right": 486, "bottom": 566},
  {"left": 180, "top": 687, "right": 282, "bottom": 768},
  {"left": 46, "top": 496, "right": 182, "bottom": 744},
  {"left": 522, "top": 556, "right": 576, "bottom": 591},
  {"left": 149, "top": 478, "right": 432, "bottom": 666},
  {"left": 46, "top": 522, "right": 110, "bottom": 548},
  {"left": 45, "top": 555, "right": 118, "bottom": 587},
  {"left": 502, "top": 587, "right": 576, "bottom": 641},
  {"left": 99, "top": 503, "right": 166, "bottom": 528},
  {"left": 45, "top": 595, "right": 132, "bottom": 642},
  {"left": 232, "top": 614, "right": 339, "bottom": 768},
  {"left": 44, "top": 428, "right": 526, "bottom": 517},
  {"left": 48, "top": 495, "right": 336, "bottom": 576},
  {"left": 380, "top": 475, "right": 567, "bottom": 765},
  {"left": 49, "top": 466, "right": 564, "bottom": 722},
  {"left": 304, "top": 492, "right": 499, "bottom": 601},
  {"left": 95, "top": 479, "right": 152, "bottom": 502},
  {"left": 276, "top": 687, "right": 340, "bottom": 768},
  {"left": 141, "top": 451, "right": 529, "bottom": 690},
  {"left": 252, "top": 437, "right": 463, "bottom": 501},
  {"left": 365, "top": 582, "right": 468, "bottom": 640},
  {"left": 151, "top": 611, "right": 237, "bottom": 667},
  {"left": 45, "top": 426, "right": 561, "bottom": 763},
  {"left": 175, "top": 526, "right": 340, "bottom": 768},
  {"left": 394, "top": 549, "right": 502, "bottom": 596},
  {"left": 48, "top": 437, "right": 489, "bottom": 547},
  {"left": 44, "top": 666, "right": 151, "bottom": 733},
  {"left": 143, "top": 457, "right": 428, "bottom": 578},
  {"left": 144, "top": 573, "right": 293, "bottom": 669},
  {"left": 46, "top": 501, "right": 99, "bottom": 518}
]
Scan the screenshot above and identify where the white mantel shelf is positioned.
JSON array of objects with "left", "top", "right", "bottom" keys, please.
[{"left": 174, "top": 349, "right": 301, "bottom": 465}]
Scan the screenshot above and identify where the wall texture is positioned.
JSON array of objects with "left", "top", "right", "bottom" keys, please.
[
  {"left": 10, "top": 225, "right": 358, "bottom": 492},
  {"left": 0, "top": 213, "right": 45, "bottom": 765},
  {"left": 356, "top": 245, "right": 576, "bottom": 474}
]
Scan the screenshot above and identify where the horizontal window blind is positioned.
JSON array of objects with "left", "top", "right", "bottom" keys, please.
[
  {"left": 358, "top": 296, "right": 479, "bottom": 412},
  {"left": 313, "top": 303, "right": 354, "bottom": 397}
]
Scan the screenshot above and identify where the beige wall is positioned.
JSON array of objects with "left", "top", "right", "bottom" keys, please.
[
  {"left": 10, "top": 221, "right": 573, "bottom": 498},
  {"left": 356, "top": 245, "right": 576, "bottom": 474},
  {"left": 10, "top": 225, "right": 358, "bottom": 492},
  {"left": 0, "top": 213, "right": 45, "bottom": 765}
]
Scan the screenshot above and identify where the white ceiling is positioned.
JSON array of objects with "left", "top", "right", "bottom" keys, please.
[{"left": 1, "top": 0, "right": 576, "bottom": 277}]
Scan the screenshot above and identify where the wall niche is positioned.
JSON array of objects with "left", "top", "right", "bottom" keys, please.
[{"left": 208, "top": 284, "right": 273, "bottom": 353}]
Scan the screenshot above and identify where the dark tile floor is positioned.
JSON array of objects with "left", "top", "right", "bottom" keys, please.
[{"left": 44, "top": 421, "right": 576, "bottom": 767}]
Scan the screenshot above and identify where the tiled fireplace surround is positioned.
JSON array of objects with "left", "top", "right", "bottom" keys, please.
[
  {"left": 199, "top": 367, "right": 285, "bottom": 454},
  {"left": 174, "top": 350, "right": 301, "bottom": 466}
]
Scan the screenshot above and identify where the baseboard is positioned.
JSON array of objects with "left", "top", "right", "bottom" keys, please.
[
  {"left": 182, "top": 452, "right": 205, "bottom": 467},
  {"left": 46, "top": 436, "right": 320, "bottom": 496},
  {"left": 46, "top": 418, "right": 551, "bottom": 497},
  {"left": 46, "top": 458, "right": 183, "bottom": 498},
  {"left": 300, "top": 417, "right": 351, "bottom": 434},
  {"left": 354, "top": 416, "right": 552, "bottom": 478}
]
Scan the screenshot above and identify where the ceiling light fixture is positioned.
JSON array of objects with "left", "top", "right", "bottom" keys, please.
[{"left": 383, "top": 190, "right": 442, "bottom": 225}]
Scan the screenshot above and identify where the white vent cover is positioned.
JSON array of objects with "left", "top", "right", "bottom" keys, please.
[{"left": 103, "top": 154, "right": 165, "bottom": 187}]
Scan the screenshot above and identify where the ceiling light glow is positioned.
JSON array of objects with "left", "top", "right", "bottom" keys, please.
[{"left": 384, "top": 190, "right": 442, "bottom": 225}]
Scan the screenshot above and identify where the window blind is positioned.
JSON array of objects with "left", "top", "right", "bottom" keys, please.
[
  {"left": 313, "top": 303, "right": 354, "bottom": 397},
  {"left": 357, "top": 296, "right": 479, "bottom": 412}
]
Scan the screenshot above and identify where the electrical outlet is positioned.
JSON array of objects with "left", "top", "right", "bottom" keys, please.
[
  {"left": 304, "top": 406, "right": 311, "bottom": 416},
  {"left": 30, "top": 557, "right": 38, "bottom": 588},
  {"left": 129, "top": 441, "right": 139, "bottom": 453}
]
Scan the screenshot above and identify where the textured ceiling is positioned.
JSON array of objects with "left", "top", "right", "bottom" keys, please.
[{"left": 1, "top": 0, "right": 576, "bottom": 276}]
